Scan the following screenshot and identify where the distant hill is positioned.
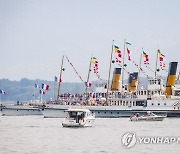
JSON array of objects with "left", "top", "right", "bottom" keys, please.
[
  {"left": 0, "top": 77, "right": 151, "bottom": 102},
  {"left": 0, "top": 78, "right": 86, "bottom": 102}
]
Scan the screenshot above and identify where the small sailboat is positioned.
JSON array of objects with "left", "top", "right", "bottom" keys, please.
[
  {"left": 130, "top": 111, "right": 166, "bottom": 121},
  {"left": 62, "top": 108, "right": 95, "bottom": 127}
]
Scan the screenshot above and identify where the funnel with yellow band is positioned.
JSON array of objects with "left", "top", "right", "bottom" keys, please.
[
  {"left": 128, "top": 73, "right": 133, "bottom": 91},
  {"left": 131, "top": 72, "right": 138, "bottom": 92},
  {"left": 165, "top": 62, "right": 178, "bottom": 96},
  {"left": 111, "top": 68, "right": 121, "bottom": 91}
]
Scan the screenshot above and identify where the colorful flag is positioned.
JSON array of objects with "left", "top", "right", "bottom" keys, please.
[
  {"left": 54, "top": 76, "right": 58, "bottom": 82},
  {"left": 0, "top": 89, "right": 6, "bottom": 94},
  {"left": 85, "top": 82, "right": 92, "bottom": 87},
  {"left": 114, "top": 45, "right": 121, "bottom": 53},
  {"left": 91, "top": 57, "right": 99, "bottom": 73},
  {"left": 42, "top": 83, "right": 50, "bottom": 90},
  {"left": 158, "top": 50, "right": 165, "bottom": 57},
  {"left": 143, "top": 51, "right": 149, "bottom": 65},
  {"left": 127, "top": 48, "right": 131, "bottom": 61},
  {"left": 59, "top": 78, "right": 62, "bottom": 83},
  {"left": 158, "top": 50, "right": 165, "bottom": 70},
  {"left": 126, "top": 41, "right": 132, "bottom": 45},
  {"left": 91, "top": 57, "right": 97, "bottom": 64},
  {"left": 39, "top": 90, "right": 45, "bottom": 95},
  {"left": 35, "top": 84, "right": 39, "bottom": 88}
]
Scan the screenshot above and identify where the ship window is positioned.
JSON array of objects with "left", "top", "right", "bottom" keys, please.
[
  {"left": 158, "top": 80, "right": 161, "bottom": 85},
  {"left": 117, "top": 112, "right": 119, "bottom": 114},
  {"left": 98, "top": 112, "right": 100, "bottom": 114},
  {"left": 111, "top": 112, "right": 113, "bottom": 114},
  {"left": 141, "top": 91, "right": 143, "bottom": 95},
  {"left": 104, "top": 112, "right": 106, "bottom": 114},
  {"left": 164, "top": 103, "right": 166, "bottom": 106},
  {"left": 144, "top": 91, "right": 147, "bottom": 95},
  {"left": 158, "top": 103, "right": 160, "bottom": 106},
  {"left": 152, "top": 103, "right": 154, "bottom": 105}
]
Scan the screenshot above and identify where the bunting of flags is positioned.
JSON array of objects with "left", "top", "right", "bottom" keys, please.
[
  {"left": 114, "top": 45, "right": 122, "bottom": 63},
  {"left": 143, "top": 51, "right": 149, "bottom": 65},
  {"left": 125, "top": 41, "right": 132, "bottom": 61},
  {"left": 127, "top": 48, "right": 131, "bottom": 61},
  {"left": 0, "top": 89, "right": 6, "bottom": 94},
  {"left": 91, "top": 57, "right": 103, "bottom": 81},
  {"left": 91, "top": 57, "right": 99, "bottom": 74},
  {"left": 129, "top": 60, "right": 150, "bottom": 79},
  {"left": 158, "top": 50, "right": 165, "bottom": 70},
  {"left": 65, "top": 55, "right": 84, "bottom": 82}
]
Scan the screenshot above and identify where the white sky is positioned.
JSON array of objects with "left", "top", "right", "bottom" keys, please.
[{"left": 0, "top": 0, "right": 180, "bottom": 82}]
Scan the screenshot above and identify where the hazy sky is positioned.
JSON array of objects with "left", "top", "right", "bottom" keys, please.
[{"left": 0, "top": 0, "right": 180, "bottom": 82}]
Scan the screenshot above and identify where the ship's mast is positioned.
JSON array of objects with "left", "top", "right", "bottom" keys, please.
[
  {"left": 121, "top": 39, "right": 126, "bottom": 91},
  {"left": 106, "top": 40, "right": 114, "bottom": 104},
  {"left": 57, "top": 55, "right": 64, "bottom": 100},
  {"left": 137, "top": 49, "right": 143, "bottom": 88},
  {"left": 85, "top": 56, "right": 92, "bottom": 94},
  {"left": 154, "top": 49, "right": 159, "bottom": 79}
]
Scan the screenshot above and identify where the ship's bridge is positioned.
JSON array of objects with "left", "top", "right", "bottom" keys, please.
[{"left": 147, "top": 78, "right": 164, "bottom": 91}]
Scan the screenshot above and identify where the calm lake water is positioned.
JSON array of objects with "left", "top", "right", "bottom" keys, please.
[{"left": 0, "top": 115, "right": 180, "bottom": 154}]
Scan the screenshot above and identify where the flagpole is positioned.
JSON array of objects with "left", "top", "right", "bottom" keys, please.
[
  {"left": 54, "top": 79, "right": 56, "bottom": 101},
  {"left": 121, "top": 39, "right": 126, "bottom": 92},
  {"left": 154, "top": 49, "right": 159, "bottom": 79},
  {"left": 85, "top": 56, "right": 92, "bottom": 95},
  {"left": 40, "top": 93, "right": 42, "bottom": 103},
  {"left": 138, "top": 48, "right": 143, "bottom": 88},
  {"left": 57, "top": 55, "right": 64, "bottom": 100},
  {"left": 33, "top": 86, "right": 35, "bottom": 102},
  {"left": 106, "top": 40, "right": 114, "bottom": 104}
]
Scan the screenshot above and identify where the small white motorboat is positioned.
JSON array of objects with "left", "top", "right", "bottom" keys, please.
[
  {"left": 130, "top": 111, "right": 166, "bottom": 121},
  {"left": 62, "top": 108, "right": 95, "bottom": 127}
]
